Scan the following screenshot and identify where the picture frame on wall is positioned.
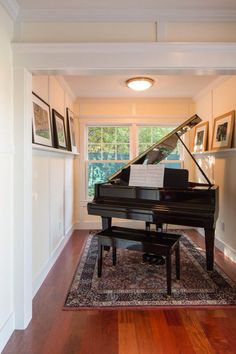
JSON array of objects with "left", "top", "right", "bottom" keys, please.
[
  {"left": 193, "top": 121, "right": 209, "bottom": 152},
  {"left": 52, "top": 109, "right": 67, "bottom": 149},
  {"left": 32, "top": 92, "right": 53, "bottom": 147},
  {"left": 66, "top": 108, "right": 77, "bottom": 153},
  {"left": 211, "top": 110, "right": 235, "bottom": 150}
]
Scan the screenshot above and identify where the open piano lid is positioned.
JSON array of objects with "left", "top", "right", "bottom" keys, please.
[{"left": 109, "top": 114, "right": 212, "bottom": 187}]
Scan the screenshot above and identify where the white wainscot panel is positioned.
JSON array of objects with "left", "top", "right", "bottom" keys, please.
[
  {"left": 32, "top": 156, "right": 50, "bottom": 280},
  {"left": 50, "top": 158, "right": 65, "bottom": 254},
  {"left": 64, "top": 158, "right": 74, "bottom": 234},
  {"left": 0, "top": 154, "right": 13, "bottom": 348}
]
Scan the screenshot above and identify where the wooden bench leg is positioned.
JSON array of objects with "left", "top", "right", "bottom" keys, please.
[
  {"left": 175, "top": 243, "right": 180, "bottom": 280},
  {"left": 112, "top": 246, "right": 117, "bottom": 265},
  {"left": 111, "top": 238, "right": 116, "bottom": 265},
  {"left": 166, "top": 253, "right": 171, "bottom": 295},
  {"left": 98, "top": 243, "right": 103, "bottom": 277}
]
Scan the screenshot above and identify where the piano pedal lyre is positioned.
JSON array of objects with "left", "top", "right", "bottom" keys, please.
[
  {"left": 142, "top": 253, "right": 165, "bottom": 265},
  {"left": 144, "top": 222, "right": 166, "bottom": 265}
]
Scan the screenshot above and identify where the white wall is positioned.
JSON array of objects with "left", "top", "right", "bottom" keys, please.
[
  {"left": 75, "top": 97, "right": 194, "bottom": 229},
  {"left": 0, "top": 4, "right": 14, "bottom": 352},
  {"left": 32, "top": 75, "right": 77, "bottom": 296},
  {"left": 194, "top": 76, "right": 236, "bottom": 263}
]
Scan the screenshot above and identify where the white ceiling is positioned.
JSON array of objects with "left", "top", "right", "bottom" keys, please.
[{"left": 63, "top": 74, "right": 218, "bottom": 98}]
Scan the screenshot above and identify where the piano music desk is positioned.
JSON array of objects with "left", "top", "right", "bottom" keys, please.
[{"left": 96, "top": 226, "right": 181, "bottom": 295}]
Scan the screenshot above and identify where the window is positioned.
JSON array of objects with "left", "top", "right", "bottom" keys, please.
[
  {"left": 87, "top": 126, "right": 130, "bottom": 197},
  {"left": 86, "top": 124, "right": 183, "bottom": 198},
  {"left": 138, "top": 126, "right": 182, "bottom": 169}
]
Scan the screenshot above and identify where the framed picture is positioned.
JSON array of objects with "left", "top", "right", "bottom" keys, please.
[
  {"left": 66, "top": 108, "right": 77, "bottom": 153},
  {"left": 193, "top": 121, "right": 208, "bottom": 152},
  {"left": 52, "top": 109, "right": 67, "bottom": 149},
  {"left": 211, "top": 111, "right": 235, "bottom": 150},
  {"left": 32, "top": 92, "right": 53, "bottom": 147}
]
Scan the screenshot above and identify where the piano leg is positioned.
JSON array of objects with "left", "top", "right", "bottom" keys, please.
[
  {"left": 204, "top": 228, "right": 215, "bottom": 271},
  {"left": 145, "top": 222, "right": 163, "bottom": 232},
  {"left": 102, "top": 217, "right": 112, "bottom": 252},
  {"left": 156, "top": 223, "right": 163, "bottom": 232},
  {"left": 102, "top": 216, "right": 112, "bottom": 230}
]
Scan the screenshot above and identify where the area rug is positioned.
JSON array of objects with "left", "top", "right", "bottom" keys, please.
[{"left": 64, "top": 231, "right": 236, "bottom": 308}]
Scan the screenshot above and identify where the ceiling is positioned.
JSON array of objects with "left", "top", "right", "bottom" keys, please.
[
  {"left": 63, "top": 74, "right": 219, "bottom": 98},
  {"left": 14, "top": 0, "right": 231, "bottom": 98}
]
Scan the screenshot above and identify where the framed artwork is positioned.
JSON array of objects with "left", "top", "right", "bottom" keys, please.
[
  {"left": 193, "top": 121, "right": 208, "bottom": 152},
  {"left": 211, "top": 111, "right": 235, "bottom": 150},
  {"left": 66, "top": 108, "right": 77, "bottom": 153},
  {"left": 32, "top": 92, "right": 53, "bottom": 147},
  {"left": 52, "top": 109, "right": 67, "bottom": 149}
]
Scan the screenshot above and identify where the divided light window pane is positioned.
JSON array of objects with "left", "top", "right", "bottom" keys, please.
[
  {"left": 138, "top": 126, "right": 181, "bottom": 162},
  {"left": 87, "top": 126, "right": 130, "bottom": 197},
  {"left": 88, "top": 126, "right": 130, "bottom": 160}
]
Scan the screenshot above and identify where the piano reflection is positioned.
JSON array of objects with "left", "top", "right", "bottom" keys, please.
[{"left": 87, "top": 115, "right": 219, "bottom": 270}]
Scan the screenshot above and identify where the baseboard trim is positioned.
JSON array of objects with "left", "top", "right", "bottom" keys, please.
[
  {"left": 0, "top": 312, "right": 15, "bottom": 353},
  {"left": 32, "top": 225, "right": 74, "bottom": 298},
  {"left": 196, "top": 227, "right": 236, "bottom": 264},
  {"left": 215, "top": 237, "right": 236, "bottom": 264}
]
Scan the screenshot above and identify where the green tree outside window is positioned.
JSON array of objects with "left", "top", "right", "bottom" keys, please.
[{"left": 88, "top": 126, "right": 130, "bottom": 197}]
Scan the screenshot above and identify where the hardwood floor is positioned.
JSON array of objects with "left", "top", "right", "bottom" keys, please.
[{"left": 3, "top": 229, "right": 236, "bottom": 354}]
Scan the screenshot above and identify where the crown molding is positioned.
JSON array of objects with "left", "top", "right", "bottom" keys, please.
[
  {"left": 0, "top": 0, "right": 19, "bottom": 20},
  {"left": 17, "top": 8, "right": 236, "bottom": 23},
  {"left": 12, "top": 42, "right": 236, "bottom": 77},
  {"left": 12, "top": 42, "right": 236, "bottom": 54}
]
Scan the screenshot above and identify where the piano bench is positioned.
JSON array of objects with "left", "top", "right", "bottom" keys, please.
[{"left": 96, "top": 226, "right": 181, "bottom": 296}]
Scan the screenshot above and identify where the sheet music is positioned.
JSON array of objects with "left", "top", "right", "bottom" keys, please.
[{"left": 129, "top": 164, "right": 164, "bottom": 188}]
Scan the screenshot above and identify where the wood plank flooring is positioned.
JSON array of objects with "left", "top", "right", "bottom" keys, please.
[{"left": 3, "top": 229, "right": 236, "bottom": 354}]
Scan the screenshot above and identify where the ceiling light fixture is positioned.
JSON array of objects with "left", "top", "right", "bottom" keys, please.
[{"left": 126, "top": 77, "right": 155, "bottom": 91}]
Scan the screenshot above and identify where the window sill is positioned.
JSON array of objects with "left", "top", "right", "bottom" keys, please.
[{"left": 32, "top": 144, "right": 79, "bottom": 158}]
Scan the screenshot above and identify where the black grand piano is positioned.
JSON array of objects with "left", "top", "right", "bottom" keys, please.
[{"left": 87, "top": 115, "right": 219, "bottom": 270}]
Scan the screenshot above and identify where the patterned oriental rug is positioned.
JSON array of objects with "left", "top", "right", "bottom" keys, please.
[{"left": 64, "top": 232, "right": 236, "bottom": 309}]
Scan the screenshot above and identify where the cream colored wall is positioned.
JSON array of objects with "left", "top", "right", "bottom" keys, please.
[
  {"left": 32, "top": 75, "right": 77, "bottom": 295},
  {"left": 16, "top": 21, "right": 236, "bottom": 42},
  {"left": 75, "top": 97, "right": 194, "bottom": 229},
  {"left": 78, "top": 97, "right": 193, "bottom": 119},
  {"left": 0, "top": 4, "right": 14, "bottom": 352},
  {"left": 164, "top": 22, "right": 236, "bottom": 42},
  {"left": 194, "top": 76, "right": 236, "bottom": 262},
  {"left": 213, "top": 76, "right": 236, "bottom": 149},
  {"left": 18, "top": 22, "right": 156, "bottom": 42}
]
